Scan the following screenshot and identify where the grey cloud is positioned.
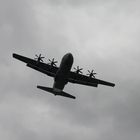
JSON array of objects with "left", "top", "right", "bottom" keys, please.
[{"left": 1, "top": 0, "right": 140, "bottom": 140}]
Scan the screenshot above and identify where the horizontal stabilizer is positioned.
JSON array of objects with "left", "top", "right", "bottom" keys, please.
[{"left": 37, "top": 86, "right": 76, "bottom": 99}]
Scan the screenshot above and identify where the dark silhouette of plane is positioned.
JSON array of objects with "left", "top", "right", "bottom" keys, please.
[{"left": 13, "top": 53, "right": 115, "bottom": 99}]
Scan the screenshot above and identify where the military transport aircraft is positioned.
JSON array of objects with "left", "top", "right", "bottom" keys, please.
[{"left": 13, "top": 53, "right": 115, "bottom": 99}]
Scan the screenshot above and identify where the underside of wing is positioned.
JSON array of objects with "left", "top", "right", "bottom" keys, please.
[
  {"left": 68, "top": 71, "right": 115, "bottom": 87},
  {"left": 13, "top": 53, "right": 58, "bottom": 77},
  {"left": 95, "top": 78, "right": 115, "bottom": 87}
]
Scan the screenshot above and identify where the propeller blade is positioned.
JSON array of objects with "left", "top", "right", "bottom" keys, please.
[
  {"left": 88, "top": 70, "right": 90, "bottom": 73},
  {"left": 79, "top": 71, "right": 83, "bottom": 74},
  {"left": 87, "top": 69, "right": 97, "bottom": 78},
  {"left": 54, "top": 61, "right": 58, "bottom": 63},
  {"left": 34, "top": 54, "right": 45, "bottom": 63},
  {"left": 73, "top": 66, "right": 83, "bottom": 74},
  {"left": 48, "top": 58, "right": 58, "bottom": 67}
]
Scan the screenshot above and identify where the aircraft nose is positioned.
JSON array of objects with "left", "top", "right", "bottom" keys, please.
[
  {"left": 67, "top": 53, "right": 72, "bottom": 57},
  {"left": 65, "top": 53, "right": 73, "bottom": 64},
  {"left": 67, "top": 53, "right": 73, "bottom": 59}
]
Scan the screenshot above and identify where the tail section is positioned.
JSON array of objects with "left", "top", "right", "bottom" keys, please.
[{"left": 37, "top": 85, "right": 76, "bottom": 99}]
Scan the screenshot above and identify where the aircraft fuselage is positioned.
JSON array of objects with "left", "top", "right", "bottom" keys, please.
[
  {"left": 53, "top": 53, "right": 74, "bottom": 92},
  {"left": 13, "top": 52, "right": 115, "bottom": 99}
]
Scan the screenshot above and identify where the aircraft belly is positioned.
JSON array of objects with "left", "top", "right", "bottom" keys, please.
[
  {"left": 53, "top": 81, "right": 65, "bottom": 91},
  {"left": 54, "top": 68, "right": 70, "bottom": 90},
  {"left": 53, "top": 88, "right": 62, "bottom": 93}
]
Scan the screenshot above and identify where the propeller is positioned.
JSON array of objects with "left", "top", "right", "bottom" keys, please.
[
  {"left": 74, "top": 66, "right": 83, "bottom": 74},
  {"left": 34, "top": 54, "right": 45, "bottom": 63},
  {"left": 87, "top": 69, "right": 97, "bottom": 78},
  {"left": 48, "top": 58, "right": 58, "bottom": 67}
]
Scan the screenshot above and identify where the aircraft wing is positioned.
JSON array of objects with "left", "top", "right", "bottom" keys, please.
[
  {"left": 68, "top": 71, "right": 115, "bottom": 87},
  {"left": 13, "top": 53, "right": 58, "bottom": 77}
]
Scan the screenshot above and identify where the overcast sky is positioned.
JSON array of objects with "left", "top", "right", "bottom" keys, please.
[{"left": 0, "top": 0, "right": 140, "bottom": 140}]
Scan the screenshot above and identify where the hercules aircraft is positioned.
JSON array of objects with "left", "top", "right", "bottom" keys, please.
[{"left": 13, "top": 53, "right": 115, "bottom": 99}]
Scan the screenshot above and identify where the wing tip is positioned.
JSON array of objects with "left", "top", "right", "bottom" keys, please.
[
  {"left": 112, "top": 83, "right": 115, "bottom": 87},
  {"left": 12, "top": 53, "right": 18, "bottom": 58},
  {"left": 12, "top": 53, "right": 15, "bottom": 58}
]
